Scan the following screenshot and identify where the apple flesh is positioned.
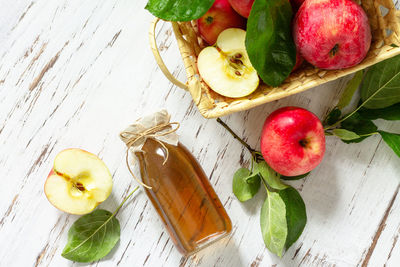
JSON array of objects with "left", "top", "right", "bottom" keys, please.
[
  {"left": 44, "top": 149, "right": 113, "bottom": 215},
  {"left": 293, "top": 0, "right": 371, "bottom": 70},
  {"left": 228, "top": 0, "right": 254, "bottom": 18},
  {"left": 260, "top": 107, "right": 325, "bottom": 176},
  {"left": 198, "top": 28, "right": 259, "bottom": 98},
  {"left": 197, "top": 0, "right": 246, "bottom": 45}
]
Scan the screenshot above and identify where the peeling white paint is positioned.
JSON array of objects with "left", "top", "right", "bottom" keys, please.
[{"left": 0, "top": 0, "right": 399, "bottom": 266}]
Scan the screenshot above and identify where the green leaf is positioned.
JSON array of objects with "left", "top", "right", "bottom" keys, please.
[
  {"left": 379, "top": 131, "right": 400, "bottom": 157},
  {"left": 260, "top": 187, "right": 307, "bottom": 257},
  {"left": 233, "top": 168, "right": 261, "bottom": 202},
  {"left": 280, "top": 187, "right": 307, "bottom": 249},
  {"left": 145, "top": 0, "right": 215, "bottom": 21},
  {"left": 360, "top": 54, "right": 400, "bottom": 109},
  {"left": 245, "top": 0, "right": 296, "bottom": 87},
  {"left": 332, "top": 129, "right": 361, "bottom": 141},
  {"left": 337, "top": 71, "right": 364, "bottom": 109},
  {"left": 62, "top": 209, "right": 120, "bottom": 262},
  {"left": 255, "top": 161, "right": 288, "bottom": 190},
  {"left": 281, "top": 172, "right": 310, "bottom": 180},
  {"left": 260, "top": 191, "right": 287, "bottom": 257},
  {"left": 324, "top": 108, "right": 342, "bottom": 127},
  {"left": 358, "top": 103, "right": 400, "bottom": 121},
  {"left": 340, "top": 112, "right": 378, "bottom": 143},
  {"left": 62, "top": 186, "right": 139, "bottom": 263}
]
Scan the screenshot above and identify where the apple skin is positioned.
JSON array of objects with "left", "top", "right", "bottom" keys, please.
[
  {"left": 293, "top": 0, "right": 371, "bottom": 70},
  {"left": 228, "top": 0, "right": 254, "bottom": 18},
  {"left": 260, "top": 107, "right": 326, "bottom": 176},
  {"left": 229, "top": 0, "right": 302, "bottom": 17},
  {"left": 292, "top": 52, "right": 304, "bottom": 72},
  {"left": 197, "top": 0, "right": 246, "bottom": 45}
]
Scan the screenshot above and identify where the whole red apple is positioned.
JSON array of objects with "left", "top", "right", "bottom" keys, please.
[
  {"left": 197, "top": 0, "right": 246, "bottom": 45},
  {"left": 260, "top": 107, "right": 325, "bottom": 176},
  {"left": 293, "top": 0, "right": 371, "bottom": 70},
  {"left": 228, "top": 0, "right": 254, "bottom": 18}
]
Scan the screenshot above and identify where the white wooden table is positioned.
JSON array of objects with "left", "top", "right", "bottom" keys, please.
[{"left": 1, "top": 1, "right": 399, "bottom": 266}]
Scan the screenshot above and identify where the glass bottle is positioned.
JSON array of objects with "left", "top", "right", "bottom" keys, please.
[{"left": 136, "top": 138, "right": 232, "bottom": 255}]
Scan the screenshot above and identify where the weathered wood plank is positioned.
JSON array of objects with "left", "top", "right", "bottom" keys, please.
[
  {"left": 0, "top": 0, "right": 399, "bottom": 266},
  {"left": 369, "top": 191, "right": 400, "bottom": 266}
]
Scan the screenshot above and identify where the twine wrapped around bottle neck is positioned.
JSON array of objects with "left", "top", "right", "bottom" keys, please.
[{"left": 120, "top": 111, "right": 180, "bottom": 189}]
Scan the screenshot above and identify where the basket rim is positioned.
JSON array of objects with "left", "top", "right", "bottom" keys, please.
[{"left": 200, "top": 45, "right": 400, "bottom": 118}]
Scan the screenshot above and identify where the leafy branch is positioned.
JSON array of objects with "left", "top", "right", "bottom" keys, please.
[
  {"left": 217, "top": 119, "right": 306, "bottom": 257},
  {"left": 323, "top": 55, "right": 400, "bottom": 157},
  {"left": 325, "top": 64, "right": 400, "bottom": 131}
]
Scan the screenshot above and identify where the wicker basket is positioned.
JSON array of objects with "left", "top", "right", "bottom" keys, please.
[{"left": 149, "top": 0, "right": 400, "bottom": 118}]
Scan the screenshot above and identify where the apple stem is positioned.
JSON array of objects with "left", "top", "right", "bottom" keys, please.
[
  {"left": 260, "top": 176, "right": 272, "bottom": 193},
  {"left": 113, "top": 186, "right": 140, "bottom": 216},
  {"left": 216, "top": 118, "right": 257, "bottom": 156}
]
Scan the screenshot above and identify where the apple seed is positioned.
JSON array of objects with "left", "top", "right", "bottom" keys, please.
[{"left": 75, "top": 182, "right": 86, "bottom": 192}]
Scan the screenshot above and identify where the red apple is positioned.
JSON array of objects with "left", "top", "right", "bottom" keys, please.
[
  {"left": 228, "top": 0, "right": 254, "bottom": 18},
  {"left": 260, "top": 107, "right": 325, "bottom": 176},
  {"left": 197, "top": 0, "right": 246, "bottom": 45},
  {"left": 292, "top": 52, "right": 304, "bottom": 72},
  {"left": 293, "top": 0, "right": 371, "bottom": 70}
]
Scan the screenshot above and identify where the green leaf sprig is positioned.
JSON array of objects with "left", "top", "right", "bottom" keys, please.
[
  {"left": 324, "top": 55, "right": 400, "bottom": 157},
  {"left": 145, "top": 0, "right": 215, "bottom": 21},
  {"left": 246, "top": 0, "right": 296, "bottom": 87},
  {"left": 62, "top": 186, "right": 140, "bottom": 263},
  {"left": 217, "top": 118, "right": 307, "bottom": 257}
]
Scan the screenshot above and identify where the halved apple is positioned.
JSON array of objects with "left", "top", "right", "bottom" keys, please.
[
  {"left": 44, "top": 149, "right": 113, "bottom": 215},
  {"left": 197, "top": 28, "right": 259, "bottom": 98}
]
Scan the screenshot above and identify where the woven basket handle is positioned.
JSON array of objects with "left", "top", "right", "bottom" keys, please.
[{"left": 149, "top": 18, "right": 189, "bottom": 90}]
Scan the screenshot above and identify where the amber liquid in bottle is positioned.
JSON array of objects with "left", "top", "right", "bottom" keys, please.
[{"left": 136, "top": 139, "right": 232, "bottom": 255}]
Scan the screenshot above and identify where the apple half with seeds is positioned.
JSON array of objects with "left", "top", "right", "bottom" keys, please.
[
  {"left": 198, "top": 28, "right": 259, "bottom": 98},
  {"left": 44, "top": 149, "right": 113, "bottom": 215}
]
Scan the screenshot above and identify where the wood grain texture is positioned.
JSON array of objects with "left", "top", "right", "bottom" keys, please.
[{"left": 0, "top": 0, "right": 399, "bottom": 266}]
